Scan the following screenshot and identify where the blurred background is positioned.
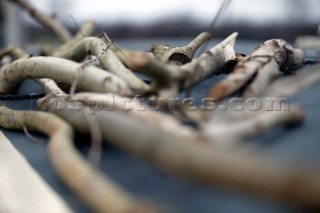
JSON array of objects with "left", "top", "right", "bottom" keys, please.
[
  {"left": 1, "top": 1, "right": 320, "bottom": 213},
  {"left": 1, "top": 0, "right": 320, "bottom": 48}
]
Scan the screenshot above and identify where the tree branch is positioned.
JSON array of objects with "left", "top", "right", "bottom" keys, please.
[
  {"left": 0, "top": 105, "right": 156, "bottom": 213},
  {"left": 7, "top": 0, "right": 71, "bottom": 42},
  {"left": 0, "top": 56, "right": 132, "bottom": 95}
]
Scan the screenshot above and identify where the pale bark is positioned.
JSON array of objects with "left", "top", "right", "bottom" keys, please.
[
  {"left": 151, "top": 32, "right": 212, "bottom": 65},
  {"left": 55, "top": 21, "right": 96, "bottom": 53},
  {"left": 0, "top": 45, "right": 29, "bottom": 59},
  {"left": 0, "top": 131, "right": 73, "bottom": 213},
  {"left": 124, "top": 32, "right": 237, "bottom": 97},
  {"left": 261, "top": 63, "right": 320, "bottom": 98},
  {"left": 7, "top": 0, "right": 71, "bottom": 42},
  {"left": 295, "top": 36, "right": 320, "bottom": 49},
  {"left": 0, "top": 56, "right": 132, "bottom": 95},
  {"left": 0, "top": 106, "right": 156, "bottom": 213},
  {"left": 54, "top": 37, "right": 149, "bottom": 91},
  {"left": 37, "top": 97, "right": 320, "bottom": 209},
  {"left": 201, "top": 102, "right": 304, "bottom": 144},
  {"left": 208, "top": 39, "right": 304, "bottom": 101},
  {"left": 181, "top": 32, "right": 237, "bottom": 89},
  {"left": 37, "top": 93, "right": 202, "bottom": 143}
]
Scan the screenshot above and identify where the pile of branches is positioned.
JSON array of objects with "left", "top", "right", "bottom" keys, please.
[{"left": 1, "top": 0, "right": 320, "bottom": 212}]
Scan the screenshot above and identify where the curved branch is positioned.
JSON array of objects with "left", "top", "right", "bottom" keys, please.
[
  {"left": 38, "top": 97, "right": 320, "bottom": 209},
  {"left": 208, "top": 39, "right": 304, "bottom": 101},
  {"left": 0, "top": 56, "right": 132, "bottom": 95},
  {"left": 124, "top": 32, "right": 237, "bottom": 97},
  {"left": 55, "top": 21, "right": 96, "bottom": 53},
  {"left": 0, "top": 105, "right": 156, "bottom": 213},
  {"left": 151, "top": 32, "right": 212, "bottom": 65},
  {"left": 54, "top": 37, "right": 149, "bottom": 91}
]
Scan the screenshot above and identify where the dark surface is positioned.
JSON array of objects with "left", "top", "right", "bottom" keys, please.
[{"left": 1, "top": 40, "right": 320, "bottom": 213}]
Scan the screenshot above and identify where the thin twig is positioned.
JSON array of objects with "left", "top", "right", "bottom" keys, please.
[
  {"left": 197, "top": 0, "right": 233, "bottom": 56},
  {"left": 23, "top": 126, "right": 46, "bottom": 144}
]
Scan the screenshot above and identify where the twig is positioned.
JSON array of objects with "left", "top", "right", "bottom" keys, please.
[
  {"left": 181, "top": 32, "right": 237, "bottom": 89},
  {"left": 54, "top": 37, "right": 149, "bottom": 91},
  {"left": 37, "top": 97, "right": 320, "bottom": 209},
  {"left": 36, "top": 79, "right": 66, "bottom": 97},
  {"left": 201, "top": 100, "right": 304, "bottom": 144},
  {"left": 7, "top": 0, "right": 71, "bottom": 42},
  {"left": 0, "top": 131, "right": 73, "bottom": 213},
  {"left": 125, "top": 32, "right": 237, "bottom": 97},
  {"left": 0, "top": 45, "right": 29, "bottom": 59},
  {"left": 23, "top": 126, "right": 45, "bottom": 144},
  {"left": 261, "top": 63, "right": 320, "bottom": 99},
  {"left": 0, "top": 56, "right": 132, "bottom": 95},
  {"left": 151, "top": 32, "right": 212, "bottom": 65},
  {"left": 208, "top": 39, "right": 304, "bottom": 101},
  {"left": 0, "top": 105, "right": 156, "bottom": 213},
  {"left": 54, "top": 21, "right": 96, "bottom": 54},
  {"left": 196, "top": 0, "right": 233, "bottom": 56},
  {"left": 295, "top": 36, "right": 320, "bottom": 49},
  {"left": 37, "top": 93, "right": 202, "bottom": 143}
]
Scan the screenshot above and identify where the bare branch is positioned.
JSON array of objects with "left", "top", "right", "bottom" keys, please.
[
  {"left": 208, "top": 39, "right": 304, "bottom": 101},
  {"left": 37, "top": 97, "right": 320, "bottom": 209},
  {"left": 54, "top": 37, "right": 149, "bottom": 91},
  {"left": 51, "top": 21, "right": 96, "bottom": 55},
  {"left": 0, "top": 105, "right": 156, "bottom": 213},
  {"left": 0, "top": 56, "right": 132, "bottom": 95},
  {"left": 7, "top": 0, "right": 71, "bottom": 42},
  {"left": 261, "top": 63, "right": 320, "bottom": 98},
  {"left": 151, "top": 32, "right": 212, "bottom": 65}
]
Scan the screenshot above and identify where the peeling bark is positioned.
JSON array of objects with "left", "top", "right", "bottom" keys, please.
[
  {"left": 125, "top": 32, "right": 237, "bottom": 97},
  {"left": 181, "top": 32, "right": 237, "bottom": 89},
  {"left": 208, "top": 39, "right": 304, "bottom": 101}
]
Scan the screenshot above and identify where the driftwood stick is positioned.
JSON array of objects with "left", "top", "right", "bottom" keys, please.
[
  {"left": 0, "top": 56, "right": 132, "bottom": 95},
  {"left": 7, "top": 0, "right": 71, "bottom": 42},
  {"left": 262, "top": 63, "right": 320, "bottom": 98},
  {"left": 151, "top": 32, "right": 212, "bottom": 65},
  {"left": 0, "top": 105, "right": 156, "bottom": 213},
  {"left": 181, "top": 32, "right": 237, "bottom": 89},
  {"left": 201, "top": 102, "right": 304, "bottom": 144},
  {"left": 37, "top": 92, "right": 202, "bottom": 143},
  {"left": 0, "top": 45, "right": 29, "bottom": 59},
  {"left": 126, "top": 51, "right": 186, "bottom": 98},
  {"left": 37, "top": 97, "right": 320, "bottom": 209},
  {"left": 125, "top": 32, "right": 237, "bottom": 97},
  {"left": 208, "top": 39, "right": 304, "bottom": 101},
  {"left": 54, "top": 37, "right": 149, "bottom": 91},
  {"left": 0, "top": 131, "right": 73, "bottom": 213},
  {"left": 39, "top": 98, "right": 320, "bottom": 207}
]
